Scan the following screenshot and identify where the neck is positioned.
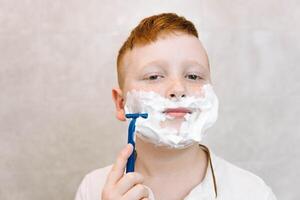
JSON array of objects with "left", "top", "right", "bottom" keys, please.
[{"left": 134, "top": 137, "right": 208, "bottom": 178}]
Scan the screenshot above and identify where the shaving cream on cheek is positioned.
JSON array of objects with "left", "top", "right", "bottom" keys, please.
[{"left": 124, "top": 84, "right": 219, "bottom": 149}]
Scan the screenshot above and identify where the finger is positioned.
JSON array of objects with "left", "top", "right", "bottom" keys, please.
[
  {"left": 115, "top": 172, "right": 144, "bottom": 195},
  {"left": 106, "top": 144, "right": 133, "bottom": 186},
  {"left": 122, "top": 184, "right": 149, "bottom": 200}
]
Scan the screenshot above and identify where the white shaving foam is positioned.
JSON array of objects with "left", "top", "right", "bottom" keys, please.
[{"left": 124, "top": 84, "right": 219, "bottom": 149}]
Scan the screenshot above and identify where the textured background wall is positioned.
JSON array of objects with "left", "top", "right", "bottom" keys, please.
[{"left": 0, "top": 0, "right": 299, "bottom": 199}]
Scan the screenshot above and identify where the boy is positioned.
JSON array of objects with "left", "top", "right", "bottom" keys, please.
[{"left": 75, "top": 13, "right": 276, "bottom": 200}]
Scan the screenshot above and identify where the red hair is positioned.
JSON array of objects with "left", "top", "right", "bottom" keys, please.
[{"left": 117, "top": 13, "right": 199, "bottom": 88}]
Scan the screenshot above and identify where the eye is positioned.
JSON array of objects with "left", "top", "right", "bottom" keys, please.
[
  {"left": 185, "top": 73, "right": 202, "bottom": 80},
  {"left": 144, "top": 74, "right": 164, "bottom": 81}
]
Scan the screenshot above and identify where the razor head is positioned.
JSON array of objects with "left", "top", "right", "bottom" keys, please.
[{"left": 125, "top": 113, "right": 148, "bottom": 119}]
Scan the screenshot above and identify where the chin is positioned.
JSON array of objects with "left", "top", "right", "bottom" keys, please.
[{"left": 160, "top": 118, "right": 185, "bottom": 132}]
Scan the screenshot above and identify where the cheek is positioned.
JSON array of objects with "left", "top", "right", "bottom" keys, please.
[
  {"left": 125, "top": 81, "right": 166, "bottom": 96},
  {"left": 142, "top": 86, "right": 165, "bottom": 95},
  {"left": 186, "top": 83, "right": 209, "bottom": 98}
]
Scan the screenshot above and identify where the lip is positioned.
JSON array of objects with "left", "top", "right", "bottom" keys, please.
[{"left": 163, "top": 108, "right": 192, "bottom": 118}]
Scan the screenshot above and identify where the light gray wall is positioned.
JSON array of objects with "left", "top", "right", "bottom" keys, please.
[{"left": 0, "top": 0, "right": 299, "bottom": 199}]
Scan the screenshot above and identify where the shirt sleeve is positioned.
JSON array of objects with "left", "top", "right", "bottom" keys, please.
[
  {"left": 266, "top": 186, "right": 277, "bottom": 200},
  {"left": 74, "top": 175, "right": 89, "bottom": 200}
]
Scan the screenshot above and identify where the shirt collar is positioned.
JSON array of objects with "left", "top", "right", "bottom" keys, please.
[{"left": 182, "top": 144, "right": 217, "bottom": 199}]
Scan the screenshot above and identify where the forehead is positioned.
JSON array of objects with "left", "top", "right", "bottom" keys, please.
[{"left": 122, "top": 33, "right": 209, "bottom": 71}]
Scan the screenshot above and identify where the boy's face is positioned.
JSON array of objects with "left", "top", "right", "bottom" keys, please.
[{"left": 113, "top": 32, "right": 211, "bottom": 121}]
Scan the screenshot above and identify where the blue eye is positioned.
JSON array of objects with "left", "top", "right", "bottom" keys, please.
[{"left": 185, "top": 74, "right": 201, "bottom": 80}]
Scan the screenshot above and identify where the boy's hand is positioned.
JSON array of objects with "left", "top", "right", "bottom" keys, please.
[{"left": 101, "top": 144, "right": 149, "bottom": 200}]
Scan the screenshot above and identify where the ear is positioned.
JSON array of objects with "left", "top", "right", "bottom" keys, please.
[{"left": 112, "top": 88, "right": 126, "bottom": 121}]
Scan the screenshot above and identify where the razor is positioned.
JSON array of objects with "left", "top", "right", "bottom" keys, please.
[{"left": 125, "top": 113, "right": 148, "bottom": 173}]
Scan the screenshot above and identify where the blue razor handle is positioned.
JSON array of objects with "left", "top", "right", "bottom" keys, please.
[{"left": 125, "top": 113, "right": 148, "bottom": 173}]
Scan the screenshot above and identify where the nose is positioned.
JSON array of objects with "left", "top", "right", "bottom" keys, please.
[{"left": 166, "top": 78, "right": 187, "bottom": 100}]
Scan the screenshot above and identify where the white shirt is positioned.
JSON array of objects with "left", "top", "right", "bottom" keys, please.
[{"left": 75, "top": 146, "right": 277, "bottom": 200}]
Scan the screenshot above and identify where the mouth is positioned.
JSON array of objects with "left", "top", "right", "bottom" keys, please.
[{"left": 163, "top": 107, "right": 192, "bottom": 118}]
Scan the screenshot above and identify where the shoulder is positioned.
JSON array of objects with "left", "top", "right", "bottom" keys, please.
[
  {"left": 210, "top": 153, "right": 276, "bottom": 200},
  {"left": 75, "top": 165, "right": 112, "bottom": 200}
]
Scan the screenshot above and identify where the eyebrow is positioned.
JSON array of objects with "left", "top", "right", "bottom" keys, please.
[
  {"left": 141, "top": 59, "right": 208, "bottom": 71},
  {"left": 182, "top": 59, "right": 206, "bottom": 68},
  {"left": 142, "top": 60, "right": 168, "bottom": 68},
  {"left": 143, "top": 59, "right": 205, "bottom": 67}
]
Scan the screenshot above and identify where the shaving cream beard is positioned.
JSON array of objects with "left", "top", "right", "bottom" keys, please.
[{"left": 124, "top": 84, "right": 219, "bottom": 149}]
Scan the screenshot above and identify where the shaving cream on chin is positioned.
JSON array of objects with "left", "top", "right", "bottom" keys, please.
[{"left": 124, "top": 84, "right": 219, "bottom": 149}]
